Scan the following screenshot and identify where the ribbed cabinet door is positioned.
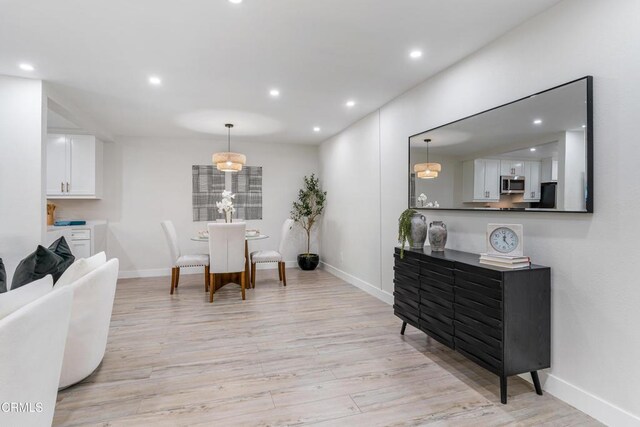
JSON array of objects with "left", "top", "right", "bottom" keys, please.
[
  {"left": 418, "top": 257, "right": 455, "bottom": 348},
  {"left": 453, "top": 267, "right": 504, "bottom": 374},
  {"left": 393, "top": 251, "right": 420, "bottom": 328}
]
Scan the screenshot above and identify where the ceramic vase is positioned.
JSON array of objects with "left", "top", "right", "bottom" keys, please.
[
  {"left": 410, "top": 213, "right": 428, "bottom": 250},
  {"left": 225, "top": 211, "right": 232, "bottom": 223},
  {"left": 428, "top": 221, "right": 447, "bottom": 252}
]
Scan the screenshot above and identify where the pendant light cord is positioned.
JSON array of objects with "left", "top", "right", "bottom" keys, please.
[{"left": 425, "top": 139, "right": 431, "bottom": 167}]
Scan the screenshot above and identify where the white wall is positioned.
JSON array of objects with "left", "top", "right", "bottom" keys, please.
[
  {"left": 0, "top": 76, "right": 45, "bottom": 281},
  {"left": 319, "top": 0, "right": 640, "bottom": 424},
  {"left": 319, "top": 113, "right": 382, "bottom": 295},
  {"left": 54, "top": 138, "right": 319, "bottom": 277}
]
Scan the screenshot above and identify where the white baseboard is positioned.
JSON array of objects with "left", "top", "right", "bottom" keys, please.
[
  {"left": 119, "top": 261, "right": 297, "bottom": 279},
  {"left": 540, "top": 372, "right": 640, "bottom": 426},
  {"left": 320, "top": 263, "right": 638, "bottom": 426},
  {"left": 320, "top": 261, "right": 393, "bottom": 305}
]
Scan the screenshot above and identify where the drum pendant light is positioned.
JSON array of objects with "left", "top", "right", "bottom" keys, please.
[
  {"left": 213, "top": 123, "right": 246, "bottom": 172},
  {"left": 414, "top": 138, "right": 441, "bottom": 179}
]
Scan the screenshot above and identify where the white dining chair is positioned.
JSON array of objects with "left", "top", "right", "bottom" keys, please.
[
  {"left": 207, "top": 222, "right": 247, "bottom": 302},
  {"left": 161, "top": 220, "right": 210, "bottom": 294},
  {"left": 250, "top": 218, "right": 294, "bottom": 288}
]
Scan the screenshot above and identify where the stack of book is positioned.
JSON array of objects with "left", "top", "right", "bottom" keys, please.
[{"left": 479, "top": 254, "right": 531, "bottom": 269}]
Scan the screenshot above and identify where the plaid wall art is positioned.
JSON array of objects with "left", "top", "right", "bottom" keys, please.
[
  {"left": 231, "top": 166, "right": 263, "bottom": 220},
  {"left": 192, "top": 165, "right": 263, "bottom": 221}
]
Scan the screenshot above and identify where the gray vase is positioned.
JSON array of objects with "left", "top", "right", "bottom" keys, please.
[
  {"left": 410, "top": 213, "right": 428, "bottom": 250},
  {"left": 428, "top": 221, "right": 447, "bottom": 252}
]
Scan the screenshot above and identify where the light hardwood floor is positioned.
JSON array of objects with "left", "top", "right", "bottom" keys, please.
[{"left": 54, "top": 268, "right": 599, "bottom": 426}]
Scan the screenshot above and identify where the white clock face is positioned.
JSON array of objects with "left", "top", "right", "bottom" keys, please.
[{"left": 490, "top": 227, "right": 519, "bottom": 253}]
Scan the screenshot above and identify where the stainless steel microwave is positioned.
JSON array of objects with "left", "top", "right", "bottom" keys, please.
[{"left": 501, "top": 175, "right": 525, "bottom": 194}]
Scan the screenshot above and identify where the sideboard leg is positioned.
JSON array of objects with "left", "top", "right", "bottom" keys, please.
[
  {"left": 500, "top": 376, "right": 507, "bottom": 404},
  {"left": 531, "top": 371, "right": 543, "bottom": 395},
  {"left": 400, "top": 322, "right": 407, "bottom": 335}
]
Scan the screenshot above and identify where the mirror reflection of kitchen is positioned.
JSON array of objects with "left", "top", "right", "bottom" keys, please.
[{"left": 409, "top": 78, "right": 588, "bottom": 212}]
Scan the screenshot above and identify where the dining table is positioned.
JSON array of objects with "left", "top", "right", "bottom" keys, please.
[{"left": 191, "top": 234, "right": 269, "bottom": 291}]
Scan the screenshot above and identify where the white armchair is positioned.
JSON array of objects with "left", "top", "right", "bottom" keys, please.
[
  {"left": 0, "top": 285, "right": 73, "bottom": 427},
  {"left": 161, "top": 220, "right": 210, "bottom": 294},
  {"left": 208, "top": 223, "right": 246, "bottom": 302},
  {"left": 57, "top": 258, "right": 119, "bottom": 389}
]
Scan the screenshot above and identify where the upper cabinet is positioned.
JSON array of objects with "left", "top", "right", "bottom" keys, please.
[
  {"left": 463, "top": 159, "right": 500, "bottom": 202},
  {"left": 523, "top": 161, "right": 541, "bottom": 202},
  {"left": 500, "top": 160, "right": 524, "bottom": 176},
  {"left": 46, "top": 134, "right": 103, "bottom": 199}
]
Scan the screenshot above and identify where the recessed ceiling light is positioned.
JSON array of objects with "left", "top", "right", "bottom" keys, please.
[
  {"left": 313, "top": 127, "right": 321, "bottom": 132},
  {"left": 530, "top": 148, "right": 536, "bottom": 152},
  {"left": 533, "top": 119, "right": 542, "bottom": 125},
  {"left": 409, "top": 50, "right": 423, "bottom": 59},
  {"left": 582, "top": 124, "right": 586, "bottom": 128},
  {"left": 229, "top": 0, "right": 242, "bottom": 3},
  {"left": 346, "top": 100, "right": 356, "bottom": 108},
  {"left": 269, "top": 89, "right": 280, "bottom": 97},
  {"left": 148, "top": 76, "right": 162, "bottom": 86},
  {"left": 19, "top": 63, "right": 34, "bottom": 71}
]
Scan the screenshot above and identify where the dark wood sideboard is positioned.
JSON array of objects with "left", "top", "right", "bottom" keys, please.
[{"left": 393, "top": 247, "right": 550, "bottom": 404}]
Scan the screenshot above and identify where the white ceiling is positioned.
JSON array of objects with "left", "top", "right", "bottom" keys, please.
[
  {"left": 503, "top": 141, "right": 560, "bottom": 160},
  {"left": 410, "top": 78, "right": 587, "bottom": 158},
  {"left": 0, "top": 0, "right": 561, "bottom": 144}
]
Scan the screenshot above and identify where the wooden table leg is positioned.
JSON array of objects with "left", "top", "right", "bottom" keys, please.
[{"left": 244, "top": 240, "right": 250, "bottom": 287}]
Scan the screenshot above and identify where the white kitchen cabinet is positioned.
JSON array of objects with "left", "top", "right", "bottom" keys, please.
[
  {"left": 46, "top": 134, "right": 103, "bottom": 199},
  {"left": 46, "top": 135, "right": 68, "bottom": 195},
  {"left": 71, "top": 240, "right": 92, "bottom": 258},
  {"left": 45, "top": 221, "right": 107, "bottom": 258},
  {"left": 463, "top": 159, "right": 500, "bottom": 202},
  {"left": 500, "top": 160, "right": 524, "bottom": 176},
  {"left": 523, "top": 161, "right": 541, "bottom": 202},
  {"left": 541, "top": 158, "right": 559, "bottom": 182}
]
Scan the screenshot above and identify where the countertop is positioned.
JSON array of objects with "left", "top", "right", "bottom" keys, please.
[{"left": 47, "top": 220, "right": 107, "bottom": 232}]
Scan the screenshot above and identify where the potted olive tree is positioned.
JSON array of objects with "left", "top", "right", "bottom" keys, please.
[{"left": 291, "top": 174, "right": 326, "bottom": 270}]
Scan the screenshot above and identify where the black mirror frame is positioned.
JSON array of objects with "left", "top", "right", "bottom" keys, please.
[{"left": 407, "top": 75, "right": 594, "bottom": 214}]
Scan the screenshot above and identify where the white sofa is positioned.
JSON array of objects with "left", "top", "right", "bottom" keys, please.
[
  {"left": 0, "top": 282, "right": 74, "bottom": 427},
  {"left": 58, "top": 258, "right": 119, "bottom": 389}
]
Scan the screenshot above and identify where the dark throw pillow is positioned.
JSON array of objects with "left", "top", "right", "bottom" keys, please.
[
  {"left": 11, "top": 237, "right": 75, "bottom": 290},
  {"left": 0, "top": 258, "right": 6, "bottom": 293}
]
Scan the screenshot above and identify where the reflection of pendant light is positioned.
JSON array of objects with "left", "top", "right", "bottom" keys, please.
[
  {"left": 213, "top": 123, "right": 246, "bottom": 172},
  {"left": 414, "top": 138, "right": 442, "bottom": 179}
]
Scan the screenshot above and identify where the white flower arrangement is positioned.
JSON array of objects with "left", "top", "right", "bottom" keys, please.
[
  {"left": 418, "top": 193, "right": 440, "bottom": 208},
  {"left": 216, "top": 190, "right": 236, "bottom": 221}
]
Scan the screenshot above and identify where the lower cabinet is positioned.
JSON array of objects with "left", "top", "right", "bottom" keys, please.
[
  {"left": 393, "top": 247, "right": 550, "bottom": 404},
  {"left": 45, "top": 222, "right": 108, "bottom": 258}
]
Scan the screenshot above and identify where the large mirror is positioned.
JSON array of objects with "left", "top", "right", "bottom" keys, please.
[{"left": 409, "top": 76, "right": 593, "bottom": 213}]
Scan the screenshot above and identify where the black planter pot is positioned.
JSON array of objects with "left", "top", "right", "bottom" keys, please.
[{"left": 297, "top": 254, "right": 320, "bottom": 271}]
